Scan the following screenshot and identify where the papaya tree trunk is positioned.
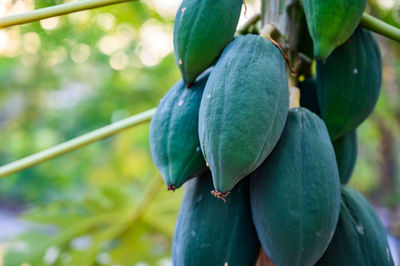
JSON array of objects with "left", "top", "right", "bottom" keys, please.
[{"left": 261, "top": 0, "right": 304, "bottom": 108}]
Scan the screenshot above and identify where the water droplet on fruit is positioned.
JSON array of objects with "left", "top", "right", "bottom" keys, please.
[
  {"left": 179, "top": 59, "right": 182, "bottom": 65},
  {"left": 356, "top": 224, "right": 364, "bottom": 235},
  {"left": 207, "top": 94, "right": 211, "bottom": 99},
  {"left": 181, "top": 7, "right": 186, "bottom": 14},
  {"left": 353, "top": 68, "right": 358, "bottom": 74},
  {"left": 178, "top": 100, "right": 184, "bottom": 106},
  {"left": 196, "top": 147, "right": 201, "bottom": 152},
  {"left": 191, "top": 230, "right": 196, "bottom": 236}
]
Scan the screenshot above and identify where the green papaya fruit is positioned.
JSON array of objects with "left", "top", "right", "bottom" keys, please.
[
  {"left": 298, "top": 78, "right": 320, "bottom": 116},
  {"left": 149, "top": 72, "right": 209, "bottom": 190},
  {"left": 173, "top": 0, "right": 243, "bottom": 85},
  {"left": 316, "top": 186, "right": 394, "bottom": 266},
  {"left": 198, "top": 34, "right": 289, "bottom": 194},
  {"left": 250, "top": 107, "right": 341, "bottom": 266},
  {"left": 333, "top": 130, "right": 358, "bottom": 184},
  {"left": 302, "top": 0, "right": 366, "bottom": 59},
  {"left": 317, "top": 27, "right": 382, "bottom": 141},
  {"left": 172, "top": 171, "right": 260, "bottom": 266}
]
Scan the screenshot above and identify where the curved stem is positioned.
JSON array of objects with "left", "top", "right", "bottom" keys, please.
[
  {"left": 360, "top": 13, "right": 400, "bottom": 42},
  {"left": 0, "top": 108, "right": 155, "bottom": 178},
  {"left": 0, "top": 0, "right": 136, "bottom": 29},
  {"left": 237, "top": 13, "right": 261, "bottom": 35}
]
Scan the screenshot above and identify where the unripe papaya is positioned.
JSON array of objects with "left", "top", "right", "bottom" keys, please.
[
  {"left": 333, "top": 130, "right": 358, "bottom": 184},
  {"left": 317, "top": 27, "right": 382, "bottom": 141},
  {"left": 199, "top": 34, "right": 289, "bottom": 194},
  {"left": 173, "top": 0, "right": 243, "bottom": 85},
  {"left": 172, "top": 171, "right": 260, "bottom": 266},
  {"left": 298, "top": 78, "right": 320, "bottom": 116},
  {"left": 302, "top": 0, "right": 366, "bottom": 59},
  {"left": 316, "top": 186, "right": 394, "bottom": 266},
  {"left": 149, "top": 72, "right": 209, "bottom": 190},
  {"left": 250, "top": 108, "right": 340, "bottom": 266}
]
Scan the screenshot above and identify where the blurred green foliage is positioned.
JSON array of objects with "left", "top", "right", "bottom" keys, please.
[{"left": 0, "top": 0, "right": 399, "bottom": 265}]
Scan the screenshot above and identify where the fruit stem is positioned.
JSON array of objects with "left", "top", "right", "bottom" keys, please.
[
  {"left": 0, "top": 0, "right": 135, "bottom": 29},
  {"left": 289, "top": 87, "right": 300, "bottom": 109},
  {"left": 237, "top": 13, "right": 261, "bottom": 35},
  {"left": 360, "top": 13, "right": 400, "bottom": 42}
]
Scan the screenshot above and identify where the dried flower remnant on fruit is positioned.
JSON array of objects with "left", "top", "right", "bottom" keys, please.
[
  {"left": 211, "top": 190, "right": 230, "bottom": 202},
  {"left": 168, "top": 184, "right": 177, "bottom": 191}
]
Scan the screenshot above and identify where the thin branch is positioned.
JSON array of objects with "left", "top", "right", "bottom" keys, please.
[
  {"left": 0, "top": 0, "right": 136, "bottom": 29},
  {"left": 0, "top": 108, "right": 155, "bottom": 178},
  {"left": 360, "top": 13, "right": 400, "bottom": 42}
]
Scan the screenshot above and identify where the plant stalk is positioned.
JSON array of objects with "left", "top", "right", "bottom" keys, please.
[
  {"left": 360, "top": 13, "right": 400, "bottom": 42},
  {"left": 0, "top": 108, "right": 155, "bottom": 178},
  {"left": 0, "top": 0, "right": 135, "bottom": 29}
]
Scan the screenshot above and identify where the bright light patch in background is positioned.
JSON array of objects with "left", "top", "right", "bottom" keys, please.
[
  {"left": 67, "top": 10, "right": 90, "bottom": 25},
  {"left": 238, "top": 0, "right": 260, "bottom": 28},
  {"left": 109, "top": 51, "right": 129, "bottom": 70},
  {"left": 0, "top": 31, "right": 10, "bottom": 51},
  {"left": 97, "top": 25, "right": 134, "bottom": 55},
  {"left": 0, "top": 4, "right": 7, "bottom": 17},
  {"left": 7, "top": 0, "right": 33, "bottom": 15},
  {"left": 40, "top": 17, "right": 60, "bottom": 30},
  {"left": 23, "top": 32, "right": 41, "bottom": 54},
  {"left": 377, "top": 0, "right": 397, "bottom": 10},
  {"left": 137, "top": 19, "right": 173, "bottom": 67},
  {"left": 0, "top": 29, "right": 19, "bottom": 57},
  {"left": 95, "top": 13, "right": 115, "bottom": 31},
  {"left": 70, "top": 43, "right": 91, "bottom": 63},
  {"left": 150, "top": 0, "right": 180, "bottom": 17},
  {"left": 45, "top": 47, "right": 67, "bottom": 67}
]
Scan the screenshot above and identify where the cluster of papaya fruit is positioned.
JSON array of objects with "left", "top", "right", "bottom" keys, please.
[{"left": 149, "top": 0, "right": 395, "bottom": 265}]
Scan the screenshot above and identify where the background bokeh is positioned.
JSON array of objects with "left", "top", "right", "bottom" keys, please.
[{"left": 0, "top": 0, "right": 399, "bottom": 265}]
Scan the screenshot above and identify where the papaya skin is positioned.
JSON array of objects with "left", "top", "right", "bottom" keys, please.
[
  {"left": 172, "top": 171, "right": 260, "bottom": 266},
  {"left": 149, "top": 71, "right": 210, "bottom": 190},
  {"left": 333, "top": 130, "right": 358, "bottom": 184},
  {"left": 316, "top": 186, "right": 394, "bottom": 266},
  {"left": 302, "top": 0, "right": 366, "bottom": 59},
  {"left": 198, "top": 34, "right": 289, "bottom": 194},
  {"left": 173, "top": 0, "right": 243, "bottom": 85},
  {"left": 250, "top": 108, "right": 341, "bottom": 266},
  {"left": 317, "top": 27, "right": 382, "bottom": 141}
]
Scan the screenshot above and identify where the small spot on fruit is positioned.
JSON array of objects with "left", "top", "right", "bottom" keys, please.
[
  {"left": 353, "top": 68, "right": 358, "bottom": 74},
  {"left": 196, "top": 147, "right": 201, "bottom": 152},
  {"left": 179, "top": 59, "right": 183, "bottom": 65},
  {"left": 181, "top": 7, "right": 186, "bottom": 14},
  {"left": 178, "top": 100, "right": 184, "bottom": 106}
]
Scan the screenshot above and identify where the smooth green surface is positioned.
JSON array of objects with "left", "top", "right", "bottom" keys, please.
[
  {"left": 298, "top": 78, "right": 320, "bottom": 116},
  {"left": 317, "top": 27, "right": 382, "bottom": 141},
  {"left": 172, "top": 171, "right": 259, "bottom": 266},
  {"left": 250, "top": 108, "right": 340, "bottom": 266},
  {"left": 150, "top": 72, "right": 209, "bottom": 189},
  {"left": 199, "top": 34, "right": 289, "bottom": 193},
  {"left": 302, "top": 0, "right": 366, "bottom": 59},
  {"left": 173, "top": 0, "right": 242, "bottom": 84},
  {"left": 316, "top": 186, "right": 394, "bottom": 266},
  {"left": 333, "top": 130, "right": 358, "bottom": 184}
]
